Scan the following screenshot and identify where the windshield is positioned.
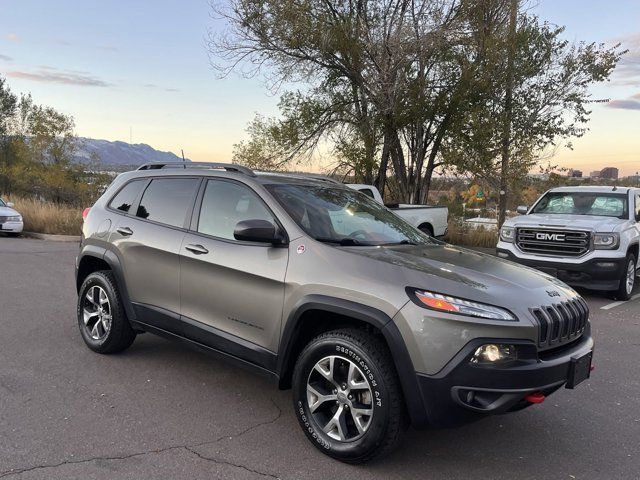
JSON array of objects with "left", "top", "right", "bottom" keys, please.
[
  {"left": 532, "top": 192, "right": 628, "bottom": 219},
  {"left": 266, "top": 183, "right": 434, "bottom": 246},
  {"left": 0, "top": 198, "right": 5, "bottom": 207}
]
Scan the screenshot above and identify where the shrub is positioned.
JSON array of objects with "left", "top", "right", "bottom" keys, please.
[{"left": 4, "top": 195, "right": 82, "bottom": 235}]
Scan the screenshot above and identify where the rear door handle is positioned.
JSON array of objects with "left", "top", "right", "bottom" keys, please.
[
  {"left": 185, "top": 244, "right": 209, "bottom": 255},
  {"left": 116, "top": 227, "right": 133, "bottom": 236}
]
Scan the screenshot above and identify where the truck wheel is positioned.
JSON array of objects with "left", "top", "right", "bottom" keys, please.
[
  {"left": 418, "top": 224, "right": 434, "bottom": 236},
  {"left": 77, "top": 271, "right": 136, "bottom": 354},
  {"left": 292, "top": 328, "right": 407, "bottom": 463},
  {"left": 614, "top": 254, "right": 636, "bottom": 301}
]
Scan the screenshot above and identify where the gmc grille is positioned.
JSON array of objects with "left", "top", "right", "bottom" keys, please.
[
  {"left": 516, "top": 228, "right": 590, "bottom": 257},
  {"left": 530, "top": 297, "right": 589, "bottom": 349},
  {"left": 0, "top": 216, "right": 10, "bottom": 222}
]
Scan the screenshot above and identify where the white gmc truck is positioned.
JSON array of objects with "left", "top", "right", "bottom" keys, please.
[{"left": 497, "top": 186, "right": 640, "bottom": 299}]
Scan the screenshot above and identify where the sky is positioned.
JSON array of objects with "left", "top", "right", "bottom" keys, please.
[{"left": 0, "top": 0, "right": 639, "bottom": 175}]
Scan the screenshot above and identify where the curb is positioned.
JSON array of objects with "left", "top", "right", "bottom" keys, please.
[{"left": 22, "top": 231, "right": 81, "bottom": 242}]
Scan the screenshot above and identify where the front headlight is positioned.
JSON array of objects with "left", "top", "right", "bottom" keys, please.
[
  {"left": 407, "top": 288, "right": 516, "bottom": 321},
  {"left": 8, "top": 215, "right": 22, "bottom": 222},
  {"left": 500, "top": 226, "right": 515, "bottom": 242},
  {"left": 594, "top": 232, "right": 619, "bottom": 249}
]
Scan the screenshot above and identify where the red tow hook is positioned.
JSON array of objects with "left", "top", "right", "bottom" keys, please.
[{"left": 525, "top": 392, "right": 546, "bottom": 404}]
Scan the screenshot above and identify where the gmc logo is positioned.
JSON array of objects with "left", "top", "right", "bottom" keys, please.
[{"left": 536, "top": 232, "right": 565, "bottom": 242}]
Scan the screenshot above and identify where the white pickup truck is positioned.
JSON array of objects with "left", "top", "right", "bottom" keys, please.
[
  {"left": 497, "top": 186, "right": 640, "bottom": 299},
  {"left": 346, "top": 184, "right": 449, "bottom": 237}
]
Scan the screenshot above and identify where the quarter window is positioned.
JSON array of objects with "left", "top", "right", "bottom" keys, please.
[
  {"left": 136, "top": 178, "right": 199, "bottom": 228},
  {"left": 197, "top": 180, "right": 275, "bottom": 240},
  {"left": 108, "top": 180, "right": 145, "bottom": 213}
]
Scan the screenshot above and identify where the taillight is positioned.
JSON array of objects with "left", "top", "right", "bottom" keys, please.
[{"left": 82, "top": 208, "right": 91, "bottom": 221}]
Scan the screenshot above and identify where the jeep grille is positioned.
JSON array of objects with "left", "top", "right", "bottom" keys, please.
[
  {"left": 516, "top": 228, "right": 590, "bottom": 257},
  {"left": 530, "top": 297, "right": 589, "bottom": 349}
]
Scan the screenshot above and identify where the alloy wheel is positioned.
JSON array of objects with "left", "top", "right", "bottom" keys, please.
[
  {"left": 82, "top": 285, "right": 112, "bottom": 340},
  {"left": 306, "top": 355, "right": 374, "bottom": 442},
  {"left": 626, "top": 259, "right": 635, "bottom": 295}
]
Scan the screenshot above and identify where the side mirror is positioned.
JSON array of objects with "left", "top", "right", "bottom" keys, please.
[
  {"left": 516, "top": 205, "right": 528, "bottom": 215},
  {"left": 6, "top": 202, "right": 14, "bottom": 208},
  {"left": 234, "top": 219, "right": 287, "bottom": 245}
]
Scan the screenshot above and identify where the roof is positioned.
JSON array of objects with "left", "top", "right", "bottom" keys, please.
[{"left": 549, "top": 185, "right": 637, "bottom": 194}]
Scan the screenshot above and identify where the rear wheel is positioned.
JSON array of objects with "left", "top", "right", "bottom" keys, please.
[
  {"left": 77, "top": 271, "right": 136, "bottom": 353},
  {"left": 614, "top": 254, "right": 636, "bottom": 301},
  {"left": 292, "top": 328, "right": 407, "bottom": 463},
  {"left": 418, "top": 224, "right": 434, "bottom": 236}
]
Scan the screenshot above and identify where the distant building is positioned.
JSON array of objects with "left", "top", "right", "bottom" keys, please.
[
  {"left": 568, "top": 169, "right": 583, "bottom": 178},
  {"left": 599, "top": 167, "right": 619, "bottom": 180},
  {"left": 590, "top": 170, "right": 601, "bottom": 178}
]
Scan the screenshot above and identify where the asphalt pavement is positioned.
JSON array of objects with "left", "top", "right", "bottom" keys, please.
[{"left": 0, "top": 237, "right": 638, "bottom": 479}]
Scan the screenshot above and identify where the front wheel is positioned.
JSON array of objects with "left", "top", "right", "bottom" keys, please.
[
  {"left": 614, "top": 254, "right": 637, "bottom": 301},
  {"left": 292, "top": 329, "right": 407, "bottom": 463}
]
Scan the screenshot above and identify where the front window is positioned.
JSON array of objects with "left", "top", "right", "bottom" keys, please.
[
  {"left": 266, "top": 184, "right": 432, "bottom": 246},
  {"left": 532, "top": 192, "right": 628, "bottom": 219},
  {"left": 0, "top": 198, "right": 6, "bottom": 207}
]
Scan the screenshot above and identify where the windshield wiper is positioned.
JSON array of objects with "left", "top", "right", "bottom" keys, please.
[{"left": 314, "top": 237, "right": 375, "bottom": 246}]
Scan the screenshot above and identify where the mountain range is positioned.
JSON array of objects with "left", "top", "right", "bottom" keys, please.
[{"left": 73, "top": 137, "right": 189, "bottom": 169}]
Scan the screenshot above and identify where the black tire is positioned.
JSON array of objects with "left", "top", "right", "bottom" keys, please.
[
  {"left": 614, "top": 253, "right": 636, "bottom": 301},
  {"left": 77, "top": 270, "right": 136, "bottom": 354},
  {"left": 418, "top": 224, "right": 434, "bottom": 237},
  {"left": 292, "top": 328, "right": 407, "bottom": 463}
]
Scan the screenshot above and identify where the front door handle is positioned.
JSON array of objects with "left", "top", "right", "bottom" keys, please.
[
  {"left": 116, "top": 227, "right": 133, "bottom": 236},
  {"left": 185, "top": 244, "right": 209, "bottom": 255}
]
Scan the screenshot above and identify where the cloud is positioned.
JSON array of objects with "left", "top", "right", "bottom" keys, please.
[
  {"left": 6, "top": 69, "right": 112, "bottom": 87},
  {"left": 143, "top": 83, "right": 157, "bottom": 88},
  {"left": 0, "top": 54, "right": 12, "bottom": 61},
  {"left": 612, "top": 32, "right": 640, "bottom": 86},
  {"left": 165, "top": 88, "right": 180, "bottom": 92},
  {"left": 606, "top": 99, "right": 640, "bottom": 110},
  {"left": 632, "top": 92, "right": 640, "bottom": 100},
  {"left": 6, "top": 33, "right": 19, "bottom": 42}
]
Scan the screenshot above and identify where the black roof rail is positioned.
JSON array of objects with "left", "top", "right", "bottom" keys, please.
[
  {"left": 137, "top": 162, "right": 256, "bottom": 177},
  {"left": 255, "top": 171, "right": 341, "bottom": 184}
]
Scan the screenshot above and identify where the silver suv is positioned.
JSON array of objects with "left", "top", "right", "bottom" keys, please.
[{"left": 76, "top": 162, "right": 594, "bottom": 463}]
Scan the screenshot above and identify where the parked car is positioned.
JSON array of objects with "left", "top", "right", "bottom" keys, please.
[
  {"left": 346, "top": 184, "right": 448, "bottom": 237},
  {"left": 497, "top": 186, "right": 640, "bottom": 300},
  {"left": 0, "top": 197, "right": 23, "bottom": 236},
  {"left": 77, "top": 163, "right": 593, "bottom": 463}
]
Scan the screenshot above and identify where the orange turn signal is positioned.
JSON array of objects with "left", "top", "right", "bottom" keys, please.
[{"left": 416, "top": 293, "right": 459, "bottom": 313}]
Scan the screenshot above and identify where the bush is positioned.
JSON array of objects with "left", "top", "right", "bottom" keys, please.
[
  {"left": 5, "top": 195, "right": 82, "bottom": 235},
  {"left": 444, "top": 218, "right": 498, "bottom": 248}
]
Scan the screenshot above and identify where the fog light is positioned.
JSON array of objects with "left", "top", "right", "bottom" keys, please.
[
  {"left": 595, "top": 262, "right": 616, "bottom": 268},
  {"left": 470, "top": 344, "right": 517, "bottom": 365},
  {"left": 497, "top": 252, "right": 508, "bottom": 258}
]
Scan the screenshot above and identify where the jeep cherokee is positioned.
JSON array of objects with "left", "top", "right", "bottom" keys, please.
[{"left": 76, "top": 162, "right": 594, "bottom": 463}]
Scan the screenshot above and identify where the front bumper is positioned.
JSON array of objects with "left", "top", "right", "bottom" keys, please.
[
  {"left": 0, "top": 221, "right": 23, "bottom": 233},
  {"left": 496, "top": 247, "right": 625, "bottom": 290},
  {"left": 415, "top": 330, "right": 594, "bottom": 428}
]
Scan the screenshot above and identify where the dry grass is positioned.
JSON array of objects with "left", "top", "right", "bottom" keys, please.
[
  {"left": 444, "top": 218, "right": 498, "bottom": 248},
  {"left": 4, "top": 195, "right": 82, "bottom": 235}
]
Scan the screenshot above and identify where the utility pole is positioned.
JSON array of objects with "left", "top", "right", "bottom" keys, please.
[{"left": 498, "top": 0, "right": 518, "bottom": 229}]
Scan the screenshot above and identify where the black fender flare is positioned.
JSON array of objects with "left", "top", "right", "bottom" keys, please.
[
  {"left": 277, "top": 294, "right": 429, "bottom": 427},
  {"left": 77, "top": 246, "right": 137, "bottom": 324}
]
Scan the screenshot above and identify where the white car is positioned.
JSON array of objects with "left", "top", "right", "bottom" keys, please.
[
  {"left": 497, "top": 186, "right": 640, "bottom": 299},
  {"left": 346, "top": 184, "right": 449, "bottom": 237},
  {"left": 0, "top": 198, "right": 23, "bottom": 236}
]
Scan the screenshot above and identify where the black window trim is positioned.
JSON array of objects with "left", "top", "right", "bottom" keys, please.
[
  {"left": 117, "top": 176, "right": 203, "bottom": 232},
  {"left": 106, "top": 178, "right": 149, "bottom": 217},
  {"left": 188, "top": 177, "right": 290, "bottom": 247}
]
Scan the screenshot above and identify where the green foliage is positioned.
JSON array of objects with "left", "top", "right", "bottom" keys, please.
[{"left": 0, "top": 75, "right": 108, "bottom": 206}]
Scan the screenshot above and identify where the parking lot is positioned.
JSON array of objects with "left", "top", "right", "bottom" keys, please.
[{"left": 0, "top": 237, "right": 638, "bottom": 479}]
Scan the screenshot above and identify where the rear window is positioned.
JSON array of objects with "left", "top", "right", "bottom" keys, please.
[
  {"left": 108, "top": 180, "right": 145, "bottom": 213},
  {"left": 532, "top": 192, "right": 628, "bottom": 219},
  {"left": 136, "top": 178, "right": 199, "bottom": 228}
]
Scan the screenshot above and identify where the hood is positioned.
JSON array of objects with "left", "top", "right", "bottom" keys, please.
[
  {"left": 0, "top": 206, "right": 20, "bottom": 217},
  {"left": 505, "top": 213, "right": 625, "bottom": 232},
  {"left": 343, "top": 243, "right": 574, "bottom": 298}
]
